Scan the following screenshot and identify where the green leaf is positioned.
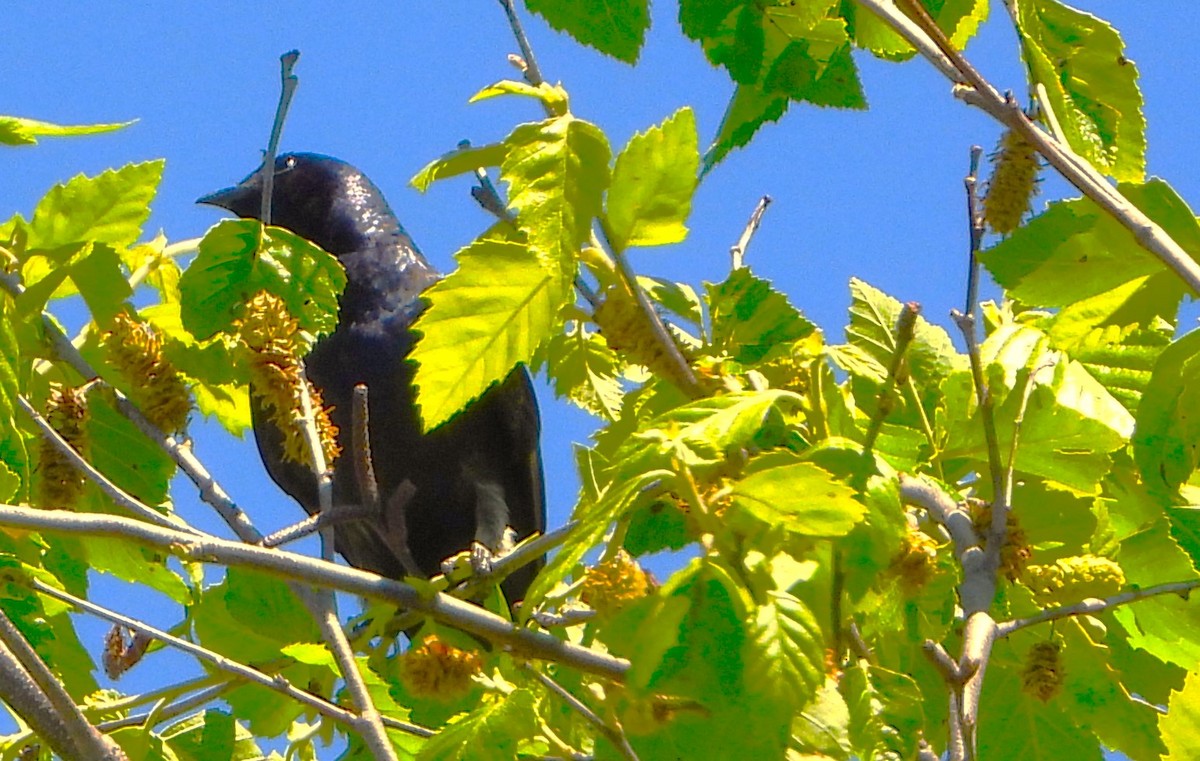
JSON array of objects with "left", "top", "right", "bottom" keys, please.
[
  {"left": 526, "top": 0, "right": 649, "bottom": 64},
  {"left": 940, "top": 325, "right": 1132, "bottom": 492},
  {"left": 411, "top": 238, "right": 569, "bottom": 429},
  {"left": 138, "top": 303, "right": 251, "bottom": 435},
  {"left": 1161, "top": 669, "right": 1200, "bottom": 759},
  {"left": 976, "top": 640, "right": 1104, "bottom": 760},
  {"left": 0, "top": 115, "right": 134, "bottom": 147},
  {"left": 26, "top": 160, "right": 163, "bottom": 251},
  {"left": 1057, "top": 620, "right": 1167, "bottom": 761},
  {"left": 87, "top": 395, "right": 175, "bottom": 506},
  {"left": 704, "top": 83, "right": 789, "bottom": 174},
  {"left": 1014, "top": 0, "right": 1145, "bottom": 182},
  {"left": 416, "top": 690, "right": 537, "bottom": 761},
  {"left": 501, "top": 115, "right": 611, "bottom": 268},
  {"left": 1133, "top": 328, "right": 1200, "bottom": 496},
  {"left": 178, "top": 219, "right": 346, "bottom": 341},
  {"left": 743, "top": 591, "right": 825, "bottom": 706},
  {"left": 0, "top": 296, "right": 29, "bottom": 499},
  {"left": 612, "top": 389, "right": 802, "bottom": 476},
  {"left": 629, "top": 560, "right": 748, "bottom": 699},
  {"left": 700, "top": 7, "right": 864, "bottom": 172},
  {"left": 621, "top": 560, "right": 792, "bottom": 760},
  {"left": 605, "top": 107, "right": 699, "bottom": 252},
  {"left": 1067, "top": 322, "right": 1170, "bottom": 414},
  {"left": 981, "top": 180, "right": 1200, "bottom": 330},
  {"left": 707, "top": 267, "right": 815, "bottom": 364},
  {"left": 410, "top": 142, "right": 506, "bottom": 192},
  {"left": 843, "top": 0, "right": 988, "bottom": 61},
  {"left": 791, "top": 678, "right": 853, "bottom": 758},
  {"left": 1111, "top": 521, "right": 1200, "bottom": 669},
  {"left": 193, "top": 569, "right": 321, "bottom": 674},
  {"left": 161, "top": 709, "right": 264, "bottom": 761},
  {"left": 846, "top": 278, "right": 960, "bottom": 392},
  {"left": 842, "top": 662, "right": 926, "bottom": 761},
  {"left": 80, "top": 533, "right": 188, "bottom": 603},
  {"left": 731, "top": 459, "right": 866, "bottom": 538},
  {"left": 543, "top": 322, "right": 623, "bottom": 420}
]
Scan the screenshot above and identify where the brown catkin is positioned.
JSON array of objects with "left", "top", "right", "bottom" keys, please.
[
  {"left": 104, "top": 312, "right": 191, "bottom": 433},
  {"left": 37, "top": 384, "right": 89, "bottom": 508},
  {"left": 237, "top": 291, "right": 340, "bottom": 467},
  {"left": 971, "top": 503, "right": 1032, "bottom": 582},
  {"left": 983, "top": 128, "right": 1041, "bottom": 235},
  {"left": 1022, "top": 640, "right": 1064, "bottom": 702}
]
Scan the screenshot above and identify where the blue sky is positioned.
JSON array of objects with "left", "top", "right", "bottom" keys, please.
[{"left": 5, "top": 0, "right": 1200, "bottom": 748}]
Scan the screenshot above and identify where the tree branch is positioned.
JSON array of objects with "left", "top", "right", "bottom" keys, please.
[
  {"left": 996, "top": 579, "right": 1200, "bottom": 637},
  {"left": 0, "top": 503, "right": 629, "bottom": 681},
  {"left": 0, "top": 608, "right": 126, "bottom": 760},
  {"left": 31, "top": 578, "right": 435, "bottom": 742},
  {"left": 858, "top": 0, "right": 1200, "bottom": 295}
]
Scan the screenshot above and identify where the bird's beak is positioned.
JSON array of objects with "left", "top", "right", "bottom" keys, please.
[{"left": 196, "top": 184, "right": 251, "bottom": 211}]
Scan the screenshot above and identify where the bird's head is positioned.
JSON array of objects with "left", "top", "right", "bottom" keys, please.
[{"left": 198, "top": 152, "right": 396, "bottom": 255}]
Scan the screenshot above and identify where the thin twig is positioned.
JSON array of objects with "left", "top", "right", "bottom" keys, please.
[
  {"left": 0, "top": 503, "right": 630, "bottom": 681},
  {"left": 260, "top": 51, "right": 300, "bottom": 225},
  {"left": 260, "top": 503, "right": 376, "bottom": 548},
  {"left": 30, "top": 579, "right": 435, "bottom": 741},
  {"left": 996, "top": 579, "right": 1200, "bottom": 637},
  {"left": 596, "top": 226, "right": 704, "bottom": 398},
  {"left": 97, "top": 682, "right": 236, "bottom": 732},
  {"left": 352, "top": 383, "right": 381, "bottom": 512},
  {"left": 921, "top": 640, "right": 962, "bottom": 683},
  {"left": 498, "top": 0, "right": 545, "bottom": 87},
  {"left": 963, "top": 145, "right": 984, "bottom": 318},
  {"left": 729, "top": 195, "right": 772, "bottom": 270},
  {"left": 951, "top": 311, "right": 1004, "bottom": 510},
  {"left": 0, "top": 608, "right": 124, "bottom": 760},
  {"left": 527, "top": 664, "right": 639, "bottom": 761},
  {"left": 17, "top": 394, "right": 199, "bottom": 533}
]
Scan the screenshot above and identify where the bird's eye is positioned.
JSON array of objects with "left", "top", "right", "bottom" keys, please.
[{"left": 283, "top": 156, "right": 297, "bottom": 172}]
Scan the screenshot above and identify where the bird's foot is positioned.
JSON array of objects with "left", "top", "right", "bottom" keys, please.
[{"left": 470, "top": 541, "right": 496, "bottom": 578}]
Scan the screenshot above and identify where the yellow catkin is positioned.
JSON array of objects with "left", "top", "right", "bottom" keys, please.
[
  {"left": 1024, "top": 555, "right": 1125, "bottom": 603},
  {"left": 104, "top": 312, "right": 191, "bottom": 433},
  {"left": 983, "top": 128, "right": 1041, "bottom": 235},
  {"left": 1021, "top": 640, "right": 1064, "bottom": 702},
  {"left": 37, "top": 384, "right": 89, "bottom": 508},
  {"left": 580, "top": 549, "right": 654, "bottom": 618},
  {"left": 888, "top": 528, "right": 940, "bottom": 596},
  {"left": 971, "top": 503, "right": 1032, "bottom": 582},
  {"left": 399, "top": 634, "right": 482, "bottom": 700},
  {"left": 237, "top": 291, "right": 340, "bottom": 467},
  {"left": 593, "top": 282, "right": 672, "bottom": 372}
]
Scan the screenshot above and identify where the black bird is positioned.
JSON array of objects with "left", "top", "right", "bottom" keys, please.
[{"left": 198, "top": 152, "right": 545, "bottom": 605}]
